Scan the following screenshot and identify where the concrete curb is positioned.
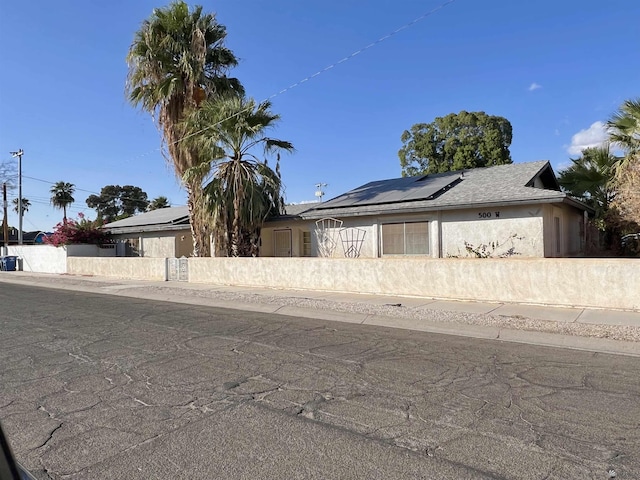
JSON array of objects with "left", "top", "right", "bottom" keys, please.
[{"left": 0, "top": 273, "right": 638, "bottom": 357}]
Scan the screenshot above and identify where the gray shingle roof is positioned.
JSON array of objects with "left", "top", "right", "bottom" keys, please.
[
  {"left": 103, "top": 206, "right": 190, "bottom": 233},
  {"left": 299, "top": 161, "right": 584, "bottom": 219},
  {"left": 284, "top": 203, "right": 316, "bottom": 216}
]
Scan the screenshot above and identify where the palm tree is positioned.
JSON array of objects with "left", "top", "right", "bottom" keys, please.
[
  {"left": 50, "top": 181, "right": 75, "bottom": 222},
  {"left": 558, "top": 145, "right": 620, "bottom": 220},
  {"left": 608, "top": 98, "right": 640, "bottom": 228},
  {"left": 607, "top": 98, "right": 640, "bottom": 160},
  {"left": 126, "top": 1, "right": 243, "bottom": 256},
  {"left": 12, "top": 197, "right": 30, "bottom": 215},
  {"left": 148, "top": 196, "right": 171, "bottom": 211},
  {"left": 184, "top": 96, "right": 293, "bottom": 256}
]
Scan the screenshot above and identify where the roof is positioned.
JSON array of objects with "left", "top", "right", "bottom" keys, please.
[
  {"left": 0, "top": 230, "right": 48, "bottom": 244},
  {"left": 103, "top": 206, "right": 190, "bottom": 234},
  {"left": 298, "top": 161, "right": 591, "bottom": 219},
  {"left": 284, "top": 203, "right": 316, "bottom": 216}
]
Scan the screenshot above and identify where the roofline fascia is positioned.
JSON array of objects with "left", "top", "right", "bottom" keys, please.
[
  {"left": 106, "top": 223, "right": 191, "bottom": 235},
  {"left": 299, "top": 196, "right": 586, "bottom": 219},
  {"left": 102, "top": 215, "right": 190, "bottom": 230}
]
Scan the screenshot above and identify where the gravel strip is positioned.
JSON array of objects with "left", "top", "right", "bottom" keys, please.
[{"left": 136, "top": 285, "right": 640, "bottom": 343}]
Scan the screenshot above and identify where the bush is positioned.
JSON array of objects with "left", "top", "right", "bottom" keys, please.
[{"left": 44, "top": 213, "right": 112, "bottom": 247}]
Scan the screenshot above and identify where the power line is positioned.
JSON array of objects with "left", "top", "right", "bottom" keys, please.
[
  {"left": 130, "top": 0, "right": 457, "bottom": 158},
  {"left": 20, "top": 175, "right": 184, "bottom": 208},
  {"left": 11, "top": 1, "right": 456, "bottom": 225}
]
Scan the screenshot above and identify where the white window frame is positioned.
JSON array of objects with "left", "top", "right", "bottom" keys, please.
[{"left": 301, "top": 231, "right": 312, "bottom": 257}]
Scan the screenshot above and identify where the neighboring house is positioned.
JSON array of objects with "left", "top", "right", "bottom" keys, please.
[
  {"left": 260, "top": 161, "right": 593, "bottom": 258},
  {"left": 102, "top": 206, "right": 193, "bottom": 257},
  {"left": 0, "top": 229, "right": 49, "bottom": 245}
]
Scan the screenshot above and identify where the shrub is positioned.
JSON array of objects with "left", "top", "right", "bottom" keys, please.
[{"left": 44, "top": 213, "right": 112, "bottom": 247}]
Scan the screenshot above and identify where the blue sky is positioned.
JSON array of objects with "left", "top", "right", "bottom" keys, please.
[{"left": 1, "top": 0, "right": 638, "bottom": 232}]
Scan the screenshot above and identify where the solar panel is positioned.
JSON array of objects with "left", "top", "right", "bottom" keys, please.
[{"left": 317, "top": 172, "right": 461, "bottom": 209}]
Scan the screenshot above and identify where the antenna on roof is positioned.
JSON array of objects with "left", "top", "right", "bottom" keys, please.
[{"left": 315, "top": 182, "right": 327, "bottom": 202}]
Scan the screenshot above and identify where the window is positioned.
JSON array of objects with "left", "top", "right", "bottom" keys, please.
[
  {"left": 302, "top": 231, "right": 312, "bottom": 256},
  {"left": 381, "top": 222, "right": 429, "bottom": 256}
]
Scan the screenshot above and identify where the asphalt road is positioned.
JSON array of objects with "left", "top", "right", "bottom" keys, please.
[{"left": 0, "top": 284, "right": 638, "bottom": 479}]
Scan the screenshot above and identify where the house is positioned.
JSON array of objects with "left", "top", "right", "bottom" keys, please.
[
  {"left": 0, "top": 229, "right": 49, "bottom": 245},
  {"left": 259, "top": 161, "right": 592, "bottom": 258},
  {"left": 102, "top": 206, "right": 193, "bottom": 257}
]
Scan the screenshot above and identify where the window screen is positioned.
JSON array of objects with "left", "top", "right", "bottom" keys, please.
[{"left": 382, "top": 222, "right": 429, "bottom": 255}]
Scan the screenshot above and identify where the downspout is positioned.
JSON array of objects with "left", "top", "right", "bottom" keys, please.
[{"left": 437, "top": 210, "right": 443, "bottom": 258}]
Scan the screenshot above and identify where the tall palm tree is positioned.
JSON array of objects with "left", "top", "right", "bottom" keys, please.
[
  {"left": 126, "top": 1, "right": 243, "bottom": 256},
  {"left": 12, "top": 197, "right": 30, "bottom": 215},
  {"left": 50, "top": 181, "right": 75, "bottom": 222},
  {"left": 184, "top": 96, "right": 293, "bottom": 256}
]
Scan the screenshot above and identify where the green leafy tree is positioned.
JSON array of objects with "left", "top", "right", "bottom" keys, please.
[
  {"left": 127, "top": 1, "right": 243, "bottom": 256},
  {"left": 184, "top": 96, "right": 293, "bottom": 257},
  {"left": 86, "top": 185, "right": 149, "bottom": 223},
  {"left": 399, "top": 111, "right": 513, "bottom": 176},
  {"left": 12, "top": 197, "right": 30, "bottom": 215},
  {"left": 50, "top": 181, "right": 75, "bottom": 223},
  {"left": 148, "top": 196, "right": 171, "bottom": 211}
]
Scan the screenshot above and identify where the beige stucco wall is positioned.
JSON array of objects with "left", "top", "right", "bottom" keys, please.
[
  {"left": 111, "top": 230, "right": 192, "bottom": 258},
  {"left": 542, "top": 204, "right": 585, "bottom": 257},
  {"left": 67, "top": 257, "right": 168, "bottom": 281},
  {"left": 261, "top": 214, "right": 437, "bottom": 258},
  {"left": 441, "top": 206, "right": 545, "bottom": 258},
  {"left": 188, "top": 257, "right": 640, "bottom": 310},
  {"left": 262, "top": 205, "right": 559, "bottom": 259},
  {"left": 140, "top": 234, "right": 176, "bottom": 258},
  {"left": 260, "top": 224, "right": 309, "bottom": 257}
]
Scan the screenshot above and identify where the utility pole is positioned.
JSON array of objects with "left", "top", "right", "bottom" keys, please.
[
  {"left": 2, "top": 183, "right": 8, "bottom": 256},
  {"left": 10, "top": 149, "right": 24, "bottom": 244}
]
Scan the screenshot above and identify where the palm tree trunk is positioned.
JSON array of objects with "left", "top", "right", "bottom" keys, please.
[
  {"left": 186, "top": 182, "right": 211, "bottom": 257},
  {"left": 231, "top": 161, "right": 243, "bottom": 257}
]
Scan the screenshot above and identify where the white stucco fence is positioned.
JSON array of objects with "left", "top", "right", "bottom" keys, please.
[
  {"left": 7, "top": 245, "right": 67, "bottom": 273},
  {"left": 67, "top": 257, "right": 168, "bottom": 281},
  {"left": 7, "top": 244, "right": 116, "bottom": 274},
  {"left": 12, "top": 252, "right": 639, "bottom": 311},
  {"left": 188, "top": 257, "right": 640, "bottom": 311}
]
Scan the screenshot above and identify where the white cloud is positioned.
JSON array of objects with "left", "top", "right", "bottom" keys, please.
[
  {"left": 528, "top": 82, "right": 542, "bottom": 91},
  {"left": 566, "top": 121, "right": 609, "bottom": 155}
]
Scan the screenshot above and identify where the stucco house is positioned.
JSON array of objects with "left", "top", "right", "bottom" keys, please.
[
  {"left": 103, "top": 206, "right": 193, "bottom": 258},
  {"left": 260, "top": 161, "right": 592, "bottom": 258}
]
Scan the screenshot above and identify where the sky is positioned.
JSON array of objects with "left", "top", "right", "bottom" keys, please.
[{"left": 1, "top": 0, "right": 639, "bottom": 232}]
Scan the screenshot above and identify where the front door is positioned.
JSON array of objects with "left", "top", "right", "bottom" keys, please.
[{"left": 274, "top": 229, "right": 292, "bottom": 257}]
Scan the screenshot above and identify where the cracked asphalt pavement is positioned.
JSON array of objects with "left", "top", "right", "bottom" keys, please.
[{"left": 1, "top": 283, "right": 639, "bottom": 479}]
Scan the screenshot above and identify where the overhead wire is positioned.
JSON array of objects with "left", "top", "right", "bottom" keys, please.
[
  {"left": 7, "top": 0, "right": 456, "bottom": 227},
  {"left": 130, "top": 0, "right": 457, "bottom": 156}
]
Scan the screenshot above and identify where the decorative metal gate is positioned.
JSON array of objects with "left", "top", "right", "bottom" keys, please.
[{"left": 168, "top": 257, "right": 189, "bottom": 282}]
